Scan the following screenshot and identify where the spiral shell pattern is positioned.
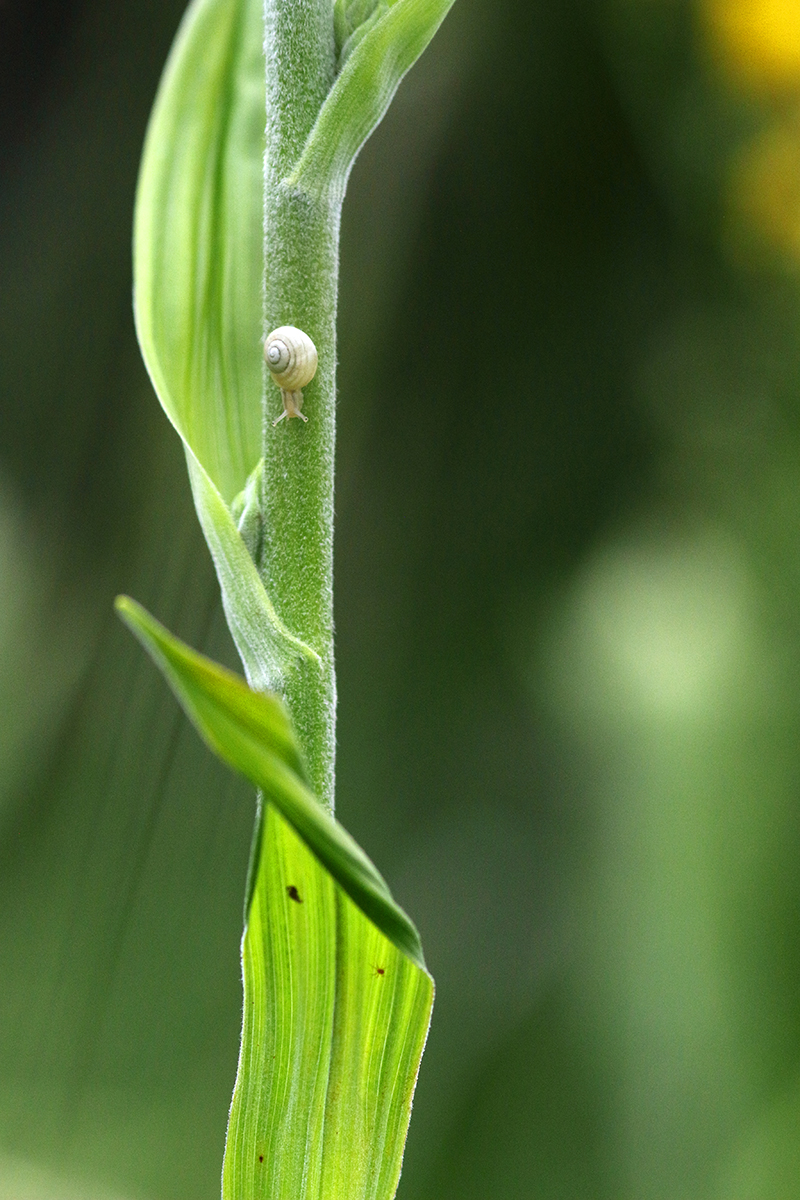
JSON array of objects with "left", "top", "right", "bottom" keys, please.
[{"left": 264, "top": 326, "right": 318, "bottom": 392}]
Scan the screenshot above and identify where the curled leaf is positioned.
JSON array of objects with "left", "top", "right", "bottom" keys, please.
[
  {"left": 115, "top": 595, "right": 434, "bottom": 1200},
  {"left": 291, "top": 0, "right": 457, "bottom": 203},
  {"left": 133, "top": 0, "right": 265, "bottom": 504},
  {"left": 134, "top": 0, "right": 318, "bottom": 690},
  {"left": 115, "top": 595, "right": 424, "bottom": 968}
]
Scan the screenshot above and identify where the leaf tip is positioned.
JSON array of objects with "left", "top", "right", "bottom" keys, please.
[
  {"left": 114, "top": 595, "right": 172, "bottom": 667},
  {"left": 114, "top": 593, "right": 141, "bottom": 630},
  {"left": 114, "top": 593, "right": 153, "bottom": 639},
  {"left": 114, "top": 593, "right": 135, "bottom": 618}
]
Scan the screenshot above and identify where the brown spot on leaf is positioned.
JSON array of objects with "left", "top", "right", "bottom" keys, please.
[{"left": 286, "top": 885, "right": 302, "bottom": 903}]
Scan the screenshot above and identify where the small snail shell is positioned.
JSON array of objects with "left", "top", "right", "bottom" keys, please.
[
  {"left": 264, "top": 326, "right": 317, "bottom": 391},
  {"left": 264, "top": 325, "right": 318, "bottom": 425}
]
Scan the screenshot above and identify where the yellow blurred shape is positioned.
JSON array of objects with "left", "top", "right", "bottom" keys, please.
[
  {"left": 728, "top": 119, "right": 800, "bottom": 263},
  {"left": 703, "top": 0, "right": 800, "bottom": 92}
]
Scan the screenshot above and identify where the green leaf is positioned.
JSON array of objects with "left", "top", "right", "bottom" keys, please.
[
  {"left": 115, "top": 596, "right": 434, "bottom": 1200},
  {"left": 133, "top": 0, "right": 321, "bottom": 690},
  {"left": 225, "top": 812, "right": 433, "bottom": 1200},
  {"left": 114, "top": 595, "right": 426, "bottom": 969},
  {"left": 133, "top": 0, "right": 264, "bottom": 505},
  {"left": 290, "top": 0, "right": 457, "bottom": 202}
]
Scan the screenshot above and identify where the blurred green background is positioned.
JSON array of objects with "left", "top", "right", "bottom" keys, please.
[{"left": 3, "top": 0, "right": 800, "bottom": 1196}]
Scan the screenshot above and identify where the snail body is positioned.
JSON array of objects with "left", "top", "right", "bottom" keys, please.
[{"left": 264, "top": 325, "right": 318, "bottom": 425}]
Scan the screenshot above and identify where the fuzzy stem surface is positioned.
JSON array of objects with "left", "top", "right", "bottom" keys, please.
[{"left": 259, "top": 0, "right": 339, "bottom": 812}]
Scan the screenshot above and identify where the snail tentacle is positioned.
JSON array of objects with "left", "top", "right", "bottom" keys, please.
[
  {"left": 272, "top": 390, "right": 308, "bottom": 426},
  {"left": 264, "top": 325, "right": 318, "bottom": 424}
]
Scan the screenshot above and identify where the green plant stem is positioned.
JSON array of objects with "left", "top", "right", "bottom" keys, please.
[{"left": 259, "top": 0, "right": 339, "bottom": 812}]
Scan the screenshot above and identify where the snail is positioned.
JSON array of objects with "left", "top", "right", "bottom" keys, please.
[{"left": 264, "top": 325, "right": 318, "bottom": 425}]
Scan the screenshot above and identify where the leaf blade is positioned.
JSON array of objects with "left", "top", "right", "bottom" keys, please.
[
  {"left": 133, "top": 0, "right": 265, "bottom": 503},
  {"left": 133, "top": 0, "right": 322, "bottom": 697},
  {"left": 115, "top": 596, "right": 434, "bottom": 1200},
  {"left": 225, "top": 812, "right": 433, "bottom": 1200},
  {"left": 114, "top": 595, "right": 426, "bottom": 969}
]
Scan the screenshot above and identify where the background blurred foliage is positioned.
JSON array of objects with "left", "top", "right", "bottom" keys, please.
[{"left": 2, "top": 0, "right": 800, "bottom": 1197}]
